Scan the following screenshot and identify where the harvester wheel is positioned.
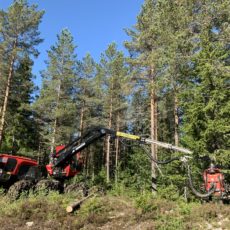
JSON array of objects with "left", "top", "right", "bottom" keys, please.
[
  {"left": 64, "top": 182, "right": 88, "bottom": 196},
  {"left": 35, "top": 179, "right": 62, "bottom": 194},
  {"left": 7, "top": 180, "right": 35, "bottom": 200}
]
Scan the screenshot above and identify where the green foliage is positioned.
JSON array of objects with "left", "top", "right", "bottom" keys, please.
[
  {"left": 93, "top": 168, "right": 108, "bottom": 188},
  {"left": 117, "top": 147, "right": 151, "bottom": 191},
  {"left": 180, "top": 0, "right": 230, "bottom": 171},
  {"left": 34, "top": 28, "right": 77, "bottom": 152},
  {"left": 157, "top": 184, "right": 181, "bottom": 201},
  {"left": 3, "top": 56, "right": 39, "bottom": 153},
  {"left": 97, "top": 42, "right": 130, "bottom": 128},
  {"left": 155, "top": 215, "right": 184, "bottom": 230},
  {"left": 0, "top": 0, "right": 44, "bottom": 151},
  {"left": 80, "top": 197, "right": 110, "bottom": 215},
  {"left": 135, "top": 192, "right": 156, "bottom": 213}
]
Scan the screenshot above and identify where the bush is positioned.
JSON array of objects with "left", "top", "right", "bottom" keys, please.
[{"left": 158, "top": 184, "right": 181, "bottom": 201}]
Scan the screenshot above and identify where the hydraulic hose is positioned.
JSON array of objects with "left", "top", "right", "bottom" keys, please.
[
  {"left": 141, "top": 145, "right": 181, "bottom": 165},
  {"left": 120, "top": 135, "right": 216, "bottom": 198},
  {"left": 187, "top": 164, "right": 216, "bottom": 198},
  {"left": 119, "top": 139, "right": 181, "bottom": 164}
]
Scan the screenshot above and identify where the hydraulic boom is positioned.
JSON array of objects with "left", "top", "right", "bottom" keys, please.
[{"left": 52, "top": 127, "right": 192, "bottom": 168}]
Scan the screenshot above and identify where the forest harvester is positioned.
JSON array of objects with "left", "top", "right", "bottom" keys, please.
[{"left": 0, "top": 127, "right": 229, "bottom": 201}]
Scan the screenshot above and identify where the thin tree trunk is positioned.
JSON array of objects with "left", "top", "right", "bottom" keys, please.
[
  {"left": 150, "top": 69, "right": 157, "bottom": 194},
  {"left": 51, "top": 118, "right": 57, "bottom": 154},
  {"left": 154, "top": 95, "right": 158, "bottom": 153},
  {"left": 115, "top": 113, "right": 120, "bottom": 186},
  {"left": 79, "top": 87, "right": 86, "bottom": 136},
  {"left": 0, "top": 40, "right": 17, "bottom": 146},
  {"left": 174, "top": 92, "right": 179, "bottom": 146},
  {"left": 106, "top": 94, "right": 113, "bottom": 183},
  {"left": 50, "top": 81, "right": 61, "bottom": 154},
  {"left": 91, "top": 146, "right": 95, "bottom": 181},
  {"left": 85, "top": 151, "right": 89, "bottom": 176},
  {"left": 79, "top": 104, "right": 85, "bottom": 136},
  {"left": 38, "top": 139, "right": 41, "bottom": 164}
]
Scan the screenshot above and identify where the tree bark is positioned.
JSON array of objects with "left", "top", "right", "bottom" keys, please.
[
  {"left": 115, "top": 113, "right": 120, "bottom": 186},
  {"left": 79, "top": 104, "right": 85, "bottom": 136},
  {"left": 0, "top": 40, "right": 17, "bottom": 146},
  {"left": 106, "top": 89, "right": 113, "bottom": 183},
  {"left": 50, "top": 81, "right": 61, "bottom": 154},
  {"left": 66, "top": 192, "right": 96, "bottom": 213},
  {"left": 79, "top": 87, "right": 86, "bottom": 136},
  {"left": 174, "top": 93, "right": 179, "bottom": 146},
  {"left": 91, "top": 146, "right": 95, "bottom": 181},
  {"left": 150, "top": 69, "right": 157, "bottom": 194}
]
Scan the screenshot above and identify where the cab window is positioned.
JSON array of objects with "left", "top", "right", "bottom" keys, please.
[{"left": 5, "top": 158, "right": 17, "bottom": 172}]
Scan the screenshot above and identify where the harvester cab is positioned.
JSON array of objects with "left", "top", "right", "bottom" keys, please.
[{"left": 0, "top": 154, "right": 39, "bottom": 187}]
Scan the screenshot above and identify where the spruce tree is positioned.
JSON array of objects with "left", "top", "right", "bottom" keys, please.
[
  {"left": 2, "top": 55, "right": 39, "bottom": 153},
  {"left": 181, "top": 0, "right": 230, "bottom": 168}
]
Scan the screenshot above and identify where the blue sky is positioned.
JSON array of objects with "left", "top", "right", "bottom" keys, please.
[{"left": 0, "top": 0, "right": 143, "bottom": 88}]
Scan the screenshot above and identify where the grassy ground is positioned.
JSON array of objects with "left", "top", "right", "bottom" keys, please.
[{"left": 0, "top": 190, "right": 229, "bottom": 230}]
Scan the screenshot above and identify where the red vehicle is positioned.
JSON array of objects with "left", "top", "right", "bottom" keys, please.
[
  {"left": 0, "top": 154, "right": 39, "bottom": 187},
  {"left": 203, "top": 164, "right": 230, "bottom": 201}
]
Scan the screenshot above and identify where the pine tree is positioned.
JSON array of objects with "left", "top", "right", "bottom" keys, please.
[
  {"left": 77, "top": 53, "right": 98, "bottom": 135},
  {"left": 0, "top": 0, "right": 44, "bottom": 146},
  {"left": 76, "top": 53, "right": 101, "bottom": 178},
  {"left": 153, "top": 0, "right": 193, "bottom": 146},
  {"left": 125, "top": 0, "right": 161, "bottom": 192},
  {"left": 98, "top": 43, "right": 129, "bottom": 183},
  {"left": 34, "top": 29, "right": 77, "bottom": 153}
]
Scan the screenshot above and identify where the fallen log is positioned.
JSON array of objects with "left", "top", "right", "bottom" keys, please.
[{"left": 66, "top": 192, "right": 96, "bottom": 213}]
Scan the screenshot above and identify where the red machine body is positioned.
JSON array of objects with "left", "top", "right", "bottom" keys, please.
[
  {"left": 0, "top": 154, "right": 38, "bottom": 174},
  {"left": 203, "top": 166, "right": 225, "bottom": 197},
  {"left": 0, "top": 154, "right": 39, "bottom": 185},
  {"left": 46, "top": 145, "right": 83, "bottom": 179}
]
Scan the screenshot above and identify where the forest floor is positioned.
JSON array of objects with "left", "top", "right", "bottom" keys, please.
[{"left": 0, "top": 190, "right": 229, "bottom": 230}]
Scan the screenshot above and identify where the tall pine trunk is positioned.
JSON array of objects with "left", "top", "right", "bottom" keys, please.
[
  {"left": 91, "top": 146, "right": 95, "bottom": 181},
  {"left": 0, "top": 40, "right": 17, "bottom": 146},
  {"left": 79, "top": 104, "right": 85, "bottom": 136},
  {"left": 106, "top": 93, "right": 113, "bottom": 183},
  {"left": 174, "top": 92, "right": 179, "bottom": 146},
  {"left": 115, "top": 113, "right": 120, "bottom": 186},
  {"left": 79, "top": 87, "right": 86, "bottom": 136},
  {"left": 150, "top": 71, "right": 157, "bottom": 193},
  {"left": 50, "top": 81, "right": 61, "bottom": 154}
]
